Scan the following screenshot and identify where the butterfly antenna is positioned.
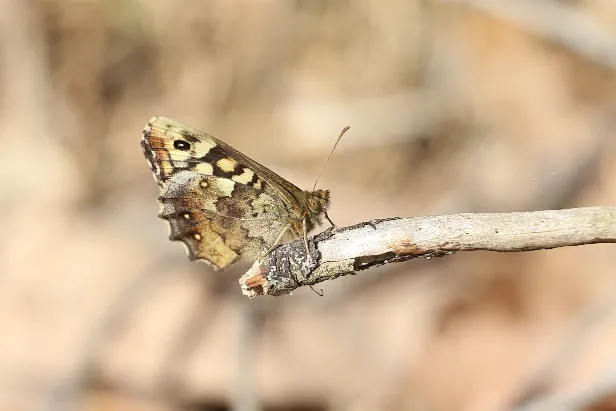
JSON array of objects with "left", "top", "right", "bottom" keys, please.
[{"left": 312, "top": 126, "right": 350, "bottom": 191}]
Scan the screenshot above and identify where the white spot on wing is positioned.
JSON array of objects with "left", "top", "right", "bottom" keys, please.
[
  {"left": 193, "top": 140, "right": 216, "bottom": 155},
  {"left": 194, "top": 163, "right": 214, "bottom": 174},
  {"left": 217, "top": 158, "right": 238, "bottom": 173},
  {"left": 232, "top": 168, "right": 256, "bottom": 185},
  {"left": 215, "top": 178, "right": 236, "bottom": 196}
]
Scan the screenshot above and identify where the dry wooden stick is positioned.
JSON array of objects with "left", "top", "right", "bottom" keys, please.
[{"left": 240, "top": 206, "right": 616, "bottom": 297}]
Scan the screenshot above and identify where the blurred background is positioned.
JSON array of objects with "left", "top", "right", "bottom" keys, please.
[{"left": 1, "top": 1, "right": 616, "bottom": 410}]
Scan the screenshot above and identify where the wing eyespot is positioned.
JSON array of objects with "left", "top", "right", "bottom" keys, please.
[{"left": 174, "top": 140, "right": 191, "bottom": 151}]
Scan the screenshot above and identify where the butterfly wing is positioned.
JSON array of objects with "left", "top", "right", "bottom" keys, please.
[
  {"left": 142, "top": 116, "right": 303, "bottom": 207},
  {"left": 141, "top": 117, "right": 301, "bottom": 269},
  {"left": 158, "top": 171, "right": 296, "bottom": 268}
]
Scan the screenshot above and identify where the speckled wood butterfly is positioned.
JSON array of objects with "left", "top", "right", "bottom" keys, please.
[{"left": 141, "top": 116, "right": 346, "bottom": 270}]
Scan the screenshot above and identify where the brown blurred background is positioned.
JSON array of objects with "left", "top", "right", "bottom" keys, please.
[{"left": 1, "top": 1, "right": 616, "bottom": 410}]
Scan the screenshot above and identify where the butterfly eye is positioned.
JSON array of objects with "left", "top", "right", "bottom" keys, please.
[
  {"left": 308, "top": 197, "right": 320, "bottom": 211},
  {"left": 174, "top": 140, "right": 191, "bottom": 151}
]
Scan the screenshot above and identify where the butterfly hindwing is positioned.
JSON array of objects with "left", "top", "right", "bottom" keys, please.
[{"left": 158, "top": 171, "right": 295, "bottom": 269}]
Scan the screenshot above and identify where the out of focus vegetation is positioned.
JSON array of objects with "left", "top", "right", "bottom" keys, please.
[{"left": 1, "top": 1, "right": 616, "bottom": 410}]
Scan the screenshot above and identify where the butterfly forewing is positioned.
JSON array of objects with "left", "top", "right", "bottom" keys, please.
[{"left": 143, "top": 117, "right": 301, "bottom": 204}]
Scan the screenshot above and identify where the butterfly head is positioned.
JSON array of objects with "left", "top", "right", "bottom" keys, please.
[{"left": 307, "top": 189, "right": 331, "bottom": 216}]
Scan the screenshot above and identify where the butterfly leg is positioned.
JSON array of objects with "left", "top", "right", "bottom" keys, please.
[
  {"left": 260, "top": 224, "right": 291, "bottom": 260},
  {"left": 302, "top": 217, "right": 313, "bottom": 263},
  {"left": 324, "top": 211, "right": 337, "bottom": 228}
]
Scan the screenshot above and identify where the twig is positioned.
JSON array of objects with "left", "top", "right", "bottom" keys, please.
[{"left": 240, "top": 206, "right": 616, "bottom": 297}]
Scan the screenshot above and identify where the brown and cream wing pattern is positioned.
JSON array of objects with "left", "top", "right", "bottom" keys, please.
[
  {"left": 158, "top": 171, "right": 296, "bottom": 268},
  {"left": 142, "top": 116, "right": 302, "bottom": 206},
  {"left": 141, "top": 116, "right": 303, "bottom": 269}
]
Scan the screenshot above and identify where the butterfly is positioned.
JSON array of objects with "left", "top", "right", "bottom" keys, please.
[{"left": 141, "top": 116, "right": 345, "bottom": 270}]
